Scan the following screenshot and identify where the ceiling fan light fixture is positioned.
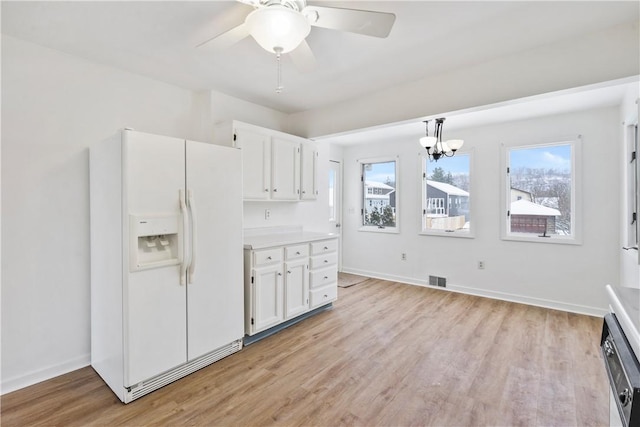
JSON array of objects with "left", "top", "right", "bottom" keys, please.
[{"left": 245, "top": 5, "right": 311, "bottom": 54}]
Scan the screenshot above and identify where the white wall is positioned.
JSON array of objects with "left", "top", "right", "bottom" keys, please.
[
  {"left": 0, "top": 36, "right": 303, "bottom": 393},
  {"left": 338, "top": 107, "right": 621, "bottom": 315}
]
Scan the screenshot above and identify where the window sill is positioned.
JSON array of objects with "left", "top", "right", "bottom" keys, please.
[
  {"left": 501, "top": 234, "right": 582, "bottom": 245},
  {"left": 358, "top": 226, "right": 400, "bottom": 234},
  {"left": 419, "top": 230, "right": 474, "bottom": 239}
]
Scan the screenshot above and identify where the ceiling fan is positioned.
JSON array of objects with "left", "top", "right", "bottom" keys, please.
[{"left": 197, "top": 0, "right": 396, "bottom": 75}]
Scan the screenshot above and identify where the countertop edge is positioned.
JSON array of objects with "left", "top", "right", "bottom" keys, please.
[{"left": 244, "top": 232, "right": 338, "bottom": 250}]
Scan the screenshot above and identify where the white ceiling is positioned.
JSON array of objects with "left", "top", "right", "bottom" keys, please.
[{"left": 2, "top": 0, "right": 638, "bottom": 116}]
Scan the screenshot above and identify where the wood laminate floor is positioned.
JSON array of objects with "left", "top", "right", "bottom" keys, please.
[{"left": 1, "top": 279, "right": 608, "bottom": 426}]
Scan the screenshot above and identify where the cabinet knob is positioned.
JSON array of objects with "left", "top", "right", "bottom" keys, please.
[
  {"left": 265, "top": 188, "right": 269, "bottom": 192},
  {"left": 323, "top": 246, "right": 328, "bottom": 250},
  {"left": 302, "top": 191, "right": 306, "bottom": 194},
  {"left": 296, "top": 251, "right": 300, "bottom": 255},
  {"left": 287, "top": 270, "right": 291, "bottom": 274},
  {"left": 324, "top": 260, "right": 328, "bottom": 263},
  {"left": 267, "top": 256, "right": 272, "bottom": 260},
  {"left": 323, "top": 276, "right": 328, "bottom": 279},
  {"left": 273, "top": 188, "right": 278, "bottom": 192},
  {"left": 278, "top": 272, "right": 282, "bottom": 276}
]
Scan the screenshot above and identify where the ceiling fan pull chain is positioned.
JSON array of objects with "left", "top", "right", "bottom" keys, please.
[{"left": 275, "top": 47, "right": 284, "bottom": 94}]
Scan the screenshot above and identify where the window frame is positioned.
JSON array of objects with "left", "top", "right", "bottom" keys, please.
[
  {"left": 358, "top": 156, "right": 399, "bottom": 234},
  {"left": 419, "top": 149, "right": 475, "bottom": 238},
  {"left": 501, "top": 138, "right": 582, "bottom": 245}
]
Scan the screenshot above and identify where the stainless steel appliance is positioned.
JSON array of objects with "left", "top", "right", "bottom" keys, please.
[{"left": 603, "top": 285, "right": 640, "bottom": 427}]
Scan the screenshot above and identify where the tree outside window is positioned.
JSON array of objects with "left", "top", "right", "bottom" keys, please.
[
  {"left": 422, "top": 153, "right": 472, "bottom": 236},
  {"left": 361, "top": 159, "right": 397, "bottom": 230},
  {"left": 504, "top": 140, "right": 581, "bottom": 244}
]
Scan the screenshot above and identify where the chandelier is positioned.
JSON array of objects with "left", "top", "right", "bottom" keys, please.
[{"left": 419, "top": 118, "right": 464, "bottom": 161}]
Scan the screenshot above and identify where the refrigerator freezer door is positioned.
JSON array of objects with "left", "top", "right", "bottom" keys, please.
[
  {"left": 185, "top": 141, "right": 244, "bottom": 361},
  {"left": 124, "top": 131, "right": 187, "bottom": 386}
]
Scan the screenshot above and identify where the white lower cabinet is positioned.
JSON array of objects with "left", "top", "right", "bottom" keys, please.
[
  {"left": 252, "top": 263, "right": 283, "bottom": 332},
  {"left": 244, "top": 237, "right": 338, "bottom": 336},
  {"left": 308, "top": 239, "right": 338, "bottom": 309}
]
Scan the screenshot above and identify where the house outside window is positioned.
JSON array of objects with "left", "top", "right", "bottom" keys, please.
[
  {"left": 421, "top": 152, "right": 472, "bottom": 237},
  {"left": 360, "top": 158, "right": 398, "bottom": 232},
  {"left": 503, "top": 139, "right": 582, "bottom": 244}
]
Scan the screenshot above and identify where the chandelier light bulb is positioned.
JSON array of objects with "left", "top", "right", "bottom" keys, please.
[
  {"left": 419, "top": 136, "right": 437, "bottom": 149},
  {"left": 447, "top": 139, "right": 464, "bottom": 151}
]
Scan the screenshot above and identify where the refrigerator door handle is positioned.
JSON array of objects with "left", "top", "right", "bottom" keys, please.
[
  {"left": 187, "top": 189, "right": 197, "bottom": 284},
  {"left": 179, "top": 189, "right": 189, "bottom": 286}
]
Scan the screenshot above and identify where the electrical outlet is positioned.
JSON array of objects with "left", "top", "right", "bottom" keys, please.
[
  {"left": 265, "top": 209, "right": 271, "bottom": 220},
  {"left": 401, "top": 253, "right": 407, "bottom": 261},
  {"left": 478, "top": 261, "right": 485, "bottom": 269}
]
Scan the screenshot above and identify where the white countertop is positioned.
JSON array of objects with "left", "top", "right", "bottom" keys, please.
[
  {"left": 606, "top": 284, "right": 640, "bottom": 359},
  {"left": 243, "top": 227, "right": 338, "bottom": 250}
]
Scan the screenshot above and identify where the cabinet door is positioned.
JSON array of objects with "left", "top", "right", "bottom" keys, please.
[
  {"left": 300, "top": 142, "right": 318, "bottom": 200},
  {"left": 236, "top": 127, "right": 271, "bottom": 200},
  {"left": 284, "top": 258, "right": 309, "bottom": 319},
  {"left": 271, "top": 137, "right": 300, "bottom": 200},
  {"left": 252, "top": 264, "right": 284, "bottom": 333}
]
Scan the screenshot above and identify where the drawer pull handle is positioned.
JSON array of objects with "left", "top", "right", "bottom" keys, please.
[
  {"left": 296, "top": 251, "right": 300, "bottom": 255},
  {"left": 324, "top": 294, "right": 328, "bottom": 298},
  {"left": 323, "top": 276, "right": 328, "bottom": 279},
  {"left": 267, "top": 256, "right": 272, "bottom": 260},
  {"left": 324, "top": 260, "right": 328, "bottom": 263},
  {"left": 287, "top": 270, "right": 291, "bottom": 274},
  {"left": 323, "top": 246, "right": 328, "bottom": 250}
]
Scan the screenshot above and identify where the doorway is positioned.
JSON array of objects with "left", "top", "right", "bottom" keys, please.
[{"left": 329, "top": 160, "right": 342, "bottom": 270}]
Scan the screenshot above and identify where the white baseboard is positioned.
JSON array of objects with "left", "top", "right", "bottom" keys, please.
[
  {"left": 1, "top": 354, "right": 90, "bottom": 395},
  {"left": 341, "top": 267, "right": 608, "bottom": 317}
]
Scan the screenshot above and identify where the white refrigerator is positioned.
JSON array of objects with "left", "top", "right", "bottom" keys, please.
[{"left": 90, "top": 129, "right": 244, "bottom": 403}]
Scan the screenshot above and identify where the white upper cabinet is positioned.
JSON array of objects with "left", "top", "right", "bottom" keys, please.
[
  {"left": 300, "top": 141, "right": 318, "bottom": 201},
  {"left": 215, "top": 121, "right": 316, "bottom": 202},
  {"left": 271, "top": 137, "right": 300, "bottom": 201},
  {"left": 235, "top": 127, "right": 271, "bottom": 200}
]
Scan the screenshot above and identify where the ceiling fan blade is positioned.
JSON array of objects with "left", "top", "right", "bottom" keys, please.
[
  {"left": 303, "top": 5, "right": 395, "bottom": 38},
  {"left": 197, "top": 23, "right": 250, "bottom": 50},
  {"left": 289, "top": 40, "right": 316, "bottom": 73},
  {"left": 197, "top": 0, "right": 253, "bottom": 49}
]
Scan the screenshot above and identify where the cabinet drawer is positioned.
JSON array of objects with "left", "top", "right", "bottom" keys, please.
[
  {"left": 309, "top": 266, "right": 338, "bottom": 289},
  {"left": 310, "top": 284, "right": 337, "bottom": 309},
  {"left": 284, "top": 244, "right": 308, "bottom": 260},
  {"left": 310, "top": 239, "right": 338, "bottom": 255},
  {"left": 253, "top": 248, "right": 282, "bottom": 266},
  {"left": 309, "top": 252, "right": 337, "bottom": 269}
]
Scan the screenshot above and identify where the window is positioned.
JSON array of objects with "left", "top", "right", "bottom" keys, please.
[
  {"left": 360, "top": 158, "right": 398, "bottom": 232},
  {"left": 503, "top": 139, "right": 581, "bottom": 244},
  {"left": 421, "top": 153, "right": 472, "bottom": 236}
]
